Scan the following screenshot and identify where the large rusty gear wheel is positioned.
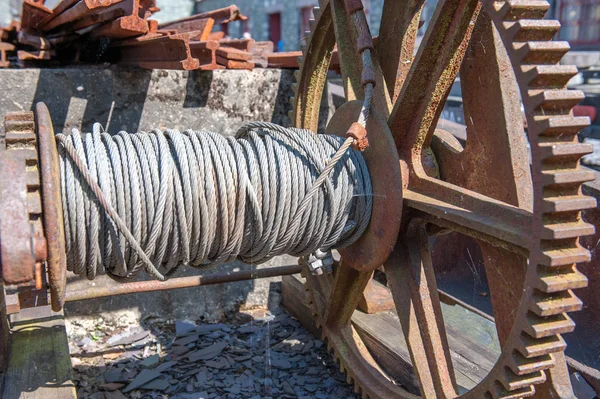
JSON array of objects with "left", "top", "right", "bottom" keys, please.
[{"left": 291, "top": 0, "right": 597, "bottom": 398}]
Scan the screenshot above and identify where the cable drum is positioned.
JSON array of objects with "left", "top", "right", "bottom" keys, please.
[{"left": 55, "top": 122, "right": 372, "bottom": 282}]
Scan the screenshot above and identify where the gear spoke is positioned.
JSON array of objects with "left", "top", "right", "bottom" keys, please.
[
  {"left": 376, "top": 0, "right": 425, "bottom": 102},
  {"left": 404, "top": 179, "right": 531, "bottom": 252},
  {"left": 386, "top": 221, "right": 458, "bottom": 399},
  {"left": 330, "top": 0, "right": 363, "bottom": 102},
  {"left": 324, "top": 261, "right": 373, "bottom": 328},
  {"left": 388, "top": 0, "right": 480, "bottom": 164}
]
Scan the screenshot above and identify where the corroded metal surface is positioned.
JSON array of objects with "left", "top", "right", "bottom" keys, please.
[
  {"left": 0, "top": 111, "right": 46, "bottom": 286},
  {"left": 292, "top": 0, "right": 596, "bottom": 397},
  {"left": 36, "top": 103, "right": 67, "bottom": 312},
  {"left": 65, "top": 264, "right": 303, "bottom": 302},
  {"left": 325, "top": 101, "right": 402, "bottom": 273}
]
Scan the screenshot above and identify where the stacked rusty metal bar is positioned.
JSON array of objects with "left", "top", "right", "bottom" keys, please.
[
  {"left": 109, "top": 5, "right": 249, "bottom": 71},
  {"left": 1, "top": 2, "right": 341, "bottom": 71}
]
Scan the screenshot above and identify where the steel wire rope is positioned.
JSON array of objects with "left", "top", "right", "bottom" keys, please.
[{"left": 55, "top": 123, "right": 373, "bottom": 282}]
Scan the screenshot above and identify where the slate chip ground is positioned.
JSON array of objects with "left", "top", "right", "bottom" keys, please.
[{"left": 70, "top": 307, "right": 359, "bottom": 399}]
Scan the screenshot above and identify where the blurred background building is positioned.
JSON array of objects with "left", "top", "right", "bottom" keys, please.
[
  {"left": 193, "top": 0, "right": 600, "bottom": 52},
  {"left": 195, "top": 0, "right": 438, "bottom": 52}
]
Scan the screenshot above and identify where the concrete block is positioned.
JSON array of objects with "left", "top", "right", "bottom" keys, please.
[{"left": 0, "top": 68, "right": 294, "bottom": 136}]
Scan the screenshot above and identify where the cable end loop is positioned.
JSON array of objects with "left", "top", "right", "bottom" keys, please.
[{"left": 346, "top": 122, "right": 369, "bottom": 152}]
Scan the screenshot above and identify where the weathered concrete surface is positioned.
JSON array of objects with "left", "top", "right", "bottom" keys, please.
[
  {"left": 0, "top": 67, "right": 295, "bottom": 136},
  {"left": 0, "top": 67, "right": 329, "bottom": 324}
]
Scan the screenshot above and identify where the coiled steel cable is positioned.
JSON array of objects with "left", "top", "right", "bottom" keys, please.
[{"left": 55, "top": 122, "right": 372, "bottom": 282}]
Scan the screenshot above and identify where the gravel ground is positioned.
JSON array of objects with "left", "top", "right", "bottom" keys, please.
[{"left": 69, "top": 306, "right": 359, "bottom": 399}]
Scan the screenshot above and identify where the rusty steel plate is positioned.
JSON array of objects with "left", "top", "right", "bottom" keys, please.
[
  {"left": 36, "top": 103, "right": 67, "bottom": 312},
  {"left": 325, "top": 100, "right": 402, "bottom": 273}
]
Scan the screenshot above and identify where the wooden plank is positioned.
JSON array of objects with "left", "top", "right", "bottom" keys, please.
[
  {"left": 2, "top": 306, "right": 76, "bottom": 399},
  {"left": 282, "top": 274, "right": 502, "bottom": 394},
  {"left": 351, "top": 310, "right": 421, "bottom": 393}
]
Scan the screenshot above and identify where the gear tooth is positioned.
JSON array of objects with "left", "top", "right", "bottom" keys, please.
[
  {"left": 541, "top": 220, "right": 595, "bottom": 240},
  {"left": 490, "top": 381, "right": 536, "bottom": 399},
  {"left": 540, "top": 168, "right": 596, "bottom": 187},
  {"left": 294, "top": 69, "right": 301, "bottom": 82},
  {"left": 309, "top": 19, "right": 316, "bottom": 31},
  {"left": 537, "top": 265, "right": 588, "bottom": 292},
  {"left": 525, "top": 312, "right": 576, "bottom": 338},
  {"left": 517, "top": 332, "right": 566, "bottom": 358},
  {"left": 497, "top": 1, "right": 550, "bottom": 21},
  {"left": 499, "top": 367, "right": 546, "bottom": 391},
  {"left": 531, "top": 290, "right": 583, "bottom": 316},
  {"left": 314, "top": 4, "right": 323, "bottom": 14},
  {"left": 297, "top": 56, "right": 304, "bottom": 67},
  {"left": 540, "top": 244, "right": 591, "bottom": 266},
  {"left": 533, "top": 115, "right": 590, "bottom": 136},
  {"left": 515, "top": 41, "right": 570, "bottom": 65},
  {"left": 542, "top": 194, "right": 596, "bottom": 213},
  {"left": 540, "top": 142, "right": 596, "bottom": 160},
  {"left": 522, "top": 64, "right": 578, "bottom": 89},
  {"left": 346, "top": 373, "right": 353, "bottom": 385},
  {"left": 508, "top": 351, "right": 554, "bottom": 376},
  {"left": 354, "top": 381, "right": 362, "bottom": 394},
  {"left": 530, "top": 89, "right": 584, "bottom": 112},
  {"left": 505, "top": 19, "right": 561, "bottom": 42}
]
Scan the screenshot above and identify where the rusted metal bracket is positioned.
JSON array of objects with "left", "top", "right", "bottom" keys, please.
[{"left": 0, "top": 112, "right": 47, "bottom": 287}]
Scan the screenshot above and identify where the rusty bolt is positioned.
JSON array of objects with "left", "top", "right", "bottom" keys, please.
[{"left": 305, "top": 250, "right": 334, "bottom": 276}]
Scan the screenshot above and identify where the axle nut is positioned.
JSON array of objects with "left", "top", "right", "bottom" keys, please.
[{"left": 346, "top": 122, "right": 369, "bottom": 152}]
